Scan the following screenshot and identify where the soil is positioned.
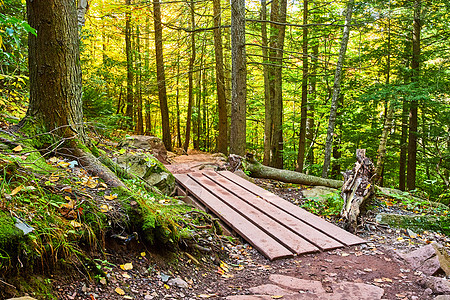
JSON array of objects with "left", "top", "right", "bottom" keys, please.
[{"left": 24, "top": 152, "right": 450, "bottom": 299}]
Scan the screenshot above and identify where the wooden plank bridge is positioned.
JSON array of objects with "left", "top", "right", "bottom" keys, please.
[{"left": 174, "top": 170, "right": 365, "bottom": 260}]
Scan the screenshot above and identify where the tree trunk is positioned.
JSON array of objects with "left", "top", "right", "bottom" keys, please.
[
  {"left": 340, "top": 149, "right": 375, "bottom": 232},
  {"left": 407, "top": 0, "right": 421, "bottom": 191},
  {"left": 305, "top": 43, "right": 318, "bottom": 170},
  {"left": 213, "top": 0, "right": 228, "bottom": 155},
  {"left": 322, "top": 0, "right": 354, "bottom": 178},
  {"left": 175, "top": 49, "right": 182, "bottom": 148},
  {"left": 261, "top": 0, "right": 272, "bottom": 166},
  {"left": 125, "top": 0, "right": 134, "bottom": 129},
  {"left": 399, "top": 100, "right": 408, "bottom": 190},
  {"left": 135, "top": 25, "right": 144, "bottom": 135},
  {"left": 296, "top": 0, "right": 308, "bottom": 172},
  {"left": 267, "top": 0, "right": 287, "bottom": 169},
  {"left": 229, "top": 0, "right": 247, "bottom": 156},
  {"left": 183, "top": 0, "right": 196, "bottom": 152},
  {"left": 243, "top": 154, "right": 343, "bottom": 189},
  {"left": 153, "top": 0, "right": 172, "bottom": 151},
  {"left": 25, "top": 0, "right": 84, "bottom": 141}
]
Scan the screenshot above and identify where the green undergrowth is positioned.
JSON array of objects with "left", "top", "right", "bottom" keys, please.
[
  {"left": 0, "top": 136, "right": 217, "bottom": 298},
  {"left": 301, "top": 189, "right": 343, "bottom": 216}
]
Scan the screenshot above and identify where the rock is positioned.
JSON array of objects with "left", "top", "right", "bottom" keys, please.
[
  {"left": 331, "top": 282, "right": 384, "bottom": 300},
  {"left": 375, "top": 213, "right": 450, "bottom": 235},
  {"left": 302, "top": 186, "right": 338, "bottom": 203},
  {"left": 120, "top": 135, "right": 168, "bottom": 163},
  {"left": 434, "top": 296, "right": 450, "bottom": 300},
  {"left": 400, "top": 244, "right": 447, "bottom": 275},
  {"left": 418, "top": 276, "right": 450, "bottom": 294},
  {"left": 117, "top": 153, "right": 175, "bottom": 195},
  {"left": 248, "top": 284, "right": 297, "bottom": 296},
  {"left": 160, "top": 272, "right": 170, "bottom": 283},
  {"left": 407, "top": 228, "right": 417, "bottom": 239},
  {"left": 433, "top": 243, "right": 450, "bottom": 276},
  {"left": 226, "top": 296, "right": 273, "bottom": 300},
  {"left": 6, "top": 297, "right": 38, "bottom": 300},
  {"left": 168, "top": 277, "right": 189, "bottom": 288},
  {"left": 269, "top": 274, "right": 326, "bottom": 294}
]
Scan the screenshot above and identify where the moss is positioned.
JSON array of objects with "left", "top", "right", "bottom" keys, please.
[
  {"left": 377, "top": 213, "right": 450, "bottom": 235},
  {"left": 16, "top": 275, "right": 57, "bottom": 300},
  {"left": 0, "top": 211, "right": 25, "bottom": 268}
]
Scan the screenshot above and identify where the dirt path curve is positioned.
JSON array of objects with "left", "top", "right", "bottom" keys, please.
[{"left": 165, "top": 150, "right": 227, "bottom": 174}]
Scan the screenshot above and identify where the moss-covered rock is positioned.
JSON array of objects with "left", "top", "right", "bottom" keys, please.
[
  {"left": 376, "top": 213, "right": 450, "bottom": 235},
  {"left": 117, "top": 153, "right": 175, "bottom": 195},
  {"left": 0, "top": 211, "right": 25, "bottom": 267}
]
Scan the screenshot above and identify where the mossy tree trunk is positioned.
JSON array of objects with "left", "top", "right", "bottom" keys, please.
[{"left": 25, "top": 0, "right": 84, "bottom": 142}]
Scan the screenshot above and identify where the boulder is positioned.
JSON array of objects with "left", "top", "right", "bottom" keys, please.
[
  {"left": 302, "top": 186, "right": 338, "bottom": 203},
  {"left": 120, "top": 135, "right": 168, "bottom": 163},
  {"left": 117, "top": 153, "right": 175, "bottom": 195},
  {"left": 375, "top": 213, "right": 450, "bottom": 235}
]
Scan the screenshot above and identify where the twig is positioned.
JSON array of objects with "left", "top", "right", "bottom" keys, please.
[{"left": 0, "top": 278, "right": 17, "bottom": 289}]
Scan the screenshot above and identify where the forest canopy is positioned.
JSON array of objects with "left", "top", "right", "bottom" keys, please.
[{"left": 0, "top": 0, "right": 449, "bottom": 201}]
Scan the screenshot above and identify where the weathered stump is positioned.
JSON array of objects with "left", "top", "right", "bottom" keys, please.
[{"left": 341, "top": 149, "right": 375, "bottom": 232}]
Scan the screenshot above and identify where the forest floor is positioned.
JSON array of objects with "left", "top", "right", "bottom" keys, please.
[{"left": 50, "top": 151, "right": 450, "bottom": 300}]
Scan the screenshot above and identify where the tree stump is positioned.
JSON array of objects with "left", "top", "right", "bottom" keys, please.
[{"left": 341, "top": 149, "right": 375, "bottom": 232}]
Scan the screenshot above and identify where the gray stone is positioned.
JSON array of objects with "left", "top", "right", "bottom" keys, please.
[
  {"left": 168, "top": 277, "right": 189, "bottom": 288},
  {"left": 401, "top": 244, "right": 437, "bottom": 269},
  {"left": 117, "top": 153, "right": 175, "bottom": 195},
  {"left": 120, "top": 135, "right": 168, "bottom": 163},
  {"left": 269, "top": 274, "right": 326, "bottom": 294},
  {"left": 417, "top": 256, "right": 441, "bottom": 276},
  {"left": 302, "top": 186, "right": 338, "bottom": 203},
  {"left": 248, "top": 284, "right": 297, "bottom": 296},
  {"left": 418, "top": 276, "right": 450, "bottom": 294},
  {"left": 6, "top": 297, "right": 38, "bottom": 300},
  {"left": 330, "top": 282, "right": 384, "bottom": 300},
  {"left": 434, "top": 296, "right": 450, "bottom": 300},
  {"left": 226, "top": 296, "right": 273, "bottom": 300}
]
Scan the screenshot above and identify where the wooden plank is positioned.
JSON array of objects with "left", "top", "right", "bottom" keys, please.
[
  {"left": 175, "top": 173, "right": 294, "bottom": 260},
  {"left": 202, "top": 171, "right": 344, "bottom": 251},
  {"left": 189, "top": 172, "right": 319, "bottom": 255},
  {"left": 217, "top": 171, "right": 365, "bottom": 247}
]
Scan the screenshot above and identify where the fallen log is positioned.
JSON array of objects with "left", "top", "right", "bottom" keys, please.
[
  {"left": 340, "top": 149, "right": 375, "bottom": 231},
  {"left": 241, "top": 153, "right": 343, "bottom": 189}
]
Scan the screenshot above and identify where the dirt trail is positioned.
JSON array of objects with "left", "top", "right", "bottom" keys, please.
[{"left": 165, "top": 150, "right": 227, "bottom": 174}]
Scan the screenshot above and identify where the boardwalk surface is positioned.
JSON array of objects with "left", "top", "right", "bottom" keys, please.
[{"left": 174, "top": 170, "right": 365, "bottom": 260}]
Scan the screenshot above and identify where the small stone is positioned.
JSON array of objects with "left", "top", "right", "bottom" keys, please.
[
  {"left": 407, "top": 229, "right": 417, "bottom": 239},
  {"left": 168, "top": 277, "right": 189, "bottom": 288},
  {"left": 424, "top": 288, "right": 433, "bottom": 295},
  {"left": 160, "top": 272, "right": 170, "bottom": 283}
]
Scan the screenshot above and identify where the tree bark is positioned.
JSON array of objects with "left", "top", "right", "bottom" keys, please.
[
  {"left": 243, "top": 153, "right": 343, "bottom": 189},
  {"left": 229, "top": 0, "right": 247, "bottom": 156},
  {"left": 407, "top": 0, "right": 421, "bottom": 190},
  {"left": 340, "top": 149, "right": 375, "bottom": 232},
  {"left": 399, "top": 100, "right": 408, "bottom": 190},
  {"left": 135, "top": 25, "right": 144, "bottom": 135},
  {"left": 305, "top": 43, "right": 318, "bottom": 170},
  {"left": 322, "top": 0, "right": 354, "bottom": 178},
  {"left": 153, "top": 0, "right": 172, "bottom": 151},
  {"left": 125, "top": 0, "right": 134, "bottom": 129},
  {"left": 261, "top": 0, "right": 271, "bottom": 166},
  {"left": 183, "top": 0, "right": 196, "bottom": 152},
  {"left": 213, "top": 0, "right": 228, "bottom": 155},
  {"left": 25, "top": 0, "right": 84, "bottom": 141},
  {"left": 175, "top": 47, "right": 182, "bottom": 148},
  {"left": 296, "top": 0, "right": 308, "bottom": 172}
]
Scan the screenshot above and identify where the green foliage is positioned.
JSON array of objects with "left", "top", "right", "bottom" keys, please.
[{"left": 302, "top": 190, "right": 343, "bottom": 216}]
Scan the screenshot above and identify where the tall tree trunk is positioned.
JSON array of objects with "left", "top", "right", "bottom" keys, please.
[
  {"left": 296, "top": 0, "right": 308, "bottom": 172},
  {"left": 125, "top": 0, "right": 134, "bottom": 129},
  {"left": 135, "top": 25, "right": 144, "bottom": 135},
  {"left": 374, "top": 12, "right": 393, "bottom": 186},
  {"left": 268, "top": 0, "right": 287, "bottom": 168},
  {"left": 399, "top": 100, "right": 408, "bottom": 190},
  {"left": 25, "top": 0, "right": 84, "bottom": 141},
  {"left": 153, "top": 0, "right": 172, "bottom": 151},
  {"left": 407, "top": 0, "right": 421, "bottom": 190},
  {"left": 305, "top": 43, "right": 318, "bottom": 170},
  {"left": 213, "top": 0, "right": 228, "bottom": 154},
  {"left": 144, "top": 17, "right": 152, "bottom": 135},
  {"left": 321, "top": 0, "right": 354, "bottom": 178},
  {"left": 175, "top": 49, "right": 182, "bottom": 148},
  {"left": 183, "top": 0, "right": 196, "bottom": 152},
  {"left": 229, "top": 0, "right": 247, "bottom": 156},
  {"left": 261, "top": 0, "right": 271, "bottom": 165}
]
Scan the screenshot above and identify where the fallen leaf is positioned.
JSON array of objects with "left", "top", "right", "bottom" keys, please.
[
  {"left": 122, "top": 273, "right": 131, "bottom": 279},
  {"left": 99, "top": 278, "right": 107, "bottom": 285},
  {"left": 341, "top": 252, "right": 350, "bottom": 257},
  {"left": 363, "top": 268, "right": 373, "bottom": 272},
  {"left": 198, "top": 294, "right": 217, "bottom": 298},
  {"left": 374, "top": 278, "right": 384, "bottom": 283},
  {"left": 70, "top": 220, "right": 82, "bottom": 228},
  {"left": 12, "top": 145, "right": 23, "bottom": 152},
  {"left": 10, "top": 185, "right": 23, "bottom": 196},
  {"left": 382, "top": 277, "right": 393, "bottom": 282},
  {"left": 100, "top": 204, "right": 109, "bottom": 213},
  {"left": 104, "top": 194, "right": 118, "bottom": 201},
  {"left": 123, "top": 296, "right": 133, "bottom": 300},
  {"left": 271, "top": 296, "right": 284, "bottom": 299},
  {"left": 58, "top": 161, "right": 70, "bottom": 168},
  {"left": 397, "top": 237, "right": 404, "bottom": 241},
  {"left": 114, "top": 287, "right": 125, "bottom": 295},
  {"left": 141, "top": 252, "right": 146, "bottom": 257},
  {"left": 164, "top": 284, "right": 170, "bottom": 289},
  {"left": 49, "top": 174, "right": 59, "bottom": 182},
  {"left": 49, "top": 157, "right": 59, "bottom": 163},
  {"left": 120, "top": 262, "right": 133, "bottom": 270}
]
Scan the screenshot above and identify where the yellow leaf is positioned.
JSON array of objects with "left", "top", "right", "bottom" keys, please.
[
  {"left": 100, "top": 204, "right": 109, "bottom": 213},
  {"left": 70, "top": 220, "right": 82, "bottom": 228},
  {"left": 12, "top": 145, "right": 23, "bottom": 152},
  {"left": 271, "top": 296, "right": 284, "bottom": 299},
  {"left": 382, "top": 277, "right": 393, "bottom": 282},
  {"left": 374, "top": 278, "right": 383, "bottom": 283},
  {"left": 61, "top": 186, "right": 72, "bottom": 193},
  {"left": 115, "top": 287, "right": 125, "bottom": 295},
  {"left": 341, "top": 252, "right": 350, "bottom": 257},
  {"left": 397, "top": 237, "right": 404, "bottom": 241},
  {"left": 140, "top": 252, "right": 146, "bottom": 257},
  {"left": 164, "top": 284, "right": 170, "bottom": 289},
  {"left": 10, "top": 185, "right": 23, "bottom": 196},
  {"left": 49, "top": 157, "right": 58, "bottom": 163},
  {"left": 57, "top": 161, "right": 70, "bottom": 168},
  {"left": 99, "top": 278, "right": 107, "bottom": 285},
  {"left": 120, "top": 262, "right": 133, "bottom": 270},
  {"left": 104, "top": 194, "right": 118, "bottom": 200},
  {"left": 122, "top": 272, "right": 131, "bottom": 279},
  {"left": 49, "top": 174, "right": 59, "bottom": 182}
]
